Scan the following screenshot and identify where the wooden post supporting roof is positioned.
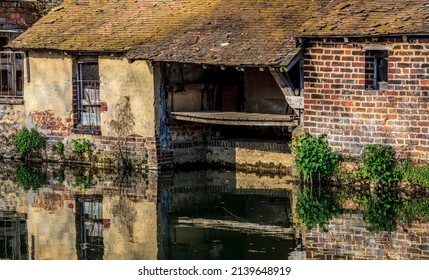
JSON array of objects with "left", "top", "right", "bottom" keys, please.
[
  {"left": 269, "top": 49, "right": 304, "bottom": 117},
  {"left": 270, "top": 68, "right": 304, "bottom": 117}
]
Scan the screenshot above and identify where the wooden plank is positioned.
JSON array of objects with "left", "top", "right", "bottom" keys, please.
[
  {"left": 170, "top": 111, "right": 298, "bottom": 127},
  {"left": 177, "top": 217, "right": 296, "bottom": 238},
  {"left": 284, "top": 96, "right": 304, "bottom": 109}
]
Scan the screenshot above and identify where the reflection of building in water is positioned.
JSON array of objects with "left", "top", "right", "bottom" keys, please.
[
  {"left": 27, "top": 189, "right": 78, "bottom": 260},
  {"left": 102, "top": 195, "right": 157, "bottom": 260},
  {"left": 305, "top": 213, "right": 429, "bottom": 260},
  {"left": 157, "top": 171, "right": 299, "bottom": 259},
  {"left": 75, "top": 195, "right": 104, "bottom": 260},
  {"left": 1, "top": 165, "right": 301, "bottom": 260},
  {"left": 0, "top": 168, "right": 158, "bottom": 260},
  {"left": 0, "top": 211, "right": 27, "bottom": 260},
  {"left": 26, "top": 189, "right": 158, "bottom": 260}
]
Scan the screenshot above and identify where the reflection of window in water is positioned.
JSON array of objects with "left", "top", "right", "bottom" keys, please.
[
  {"left": 75, "top": 196, "right": 104, "bottom": 260},
  {"left": 0, "top": 212, "right": 28, "bottom": 260}
]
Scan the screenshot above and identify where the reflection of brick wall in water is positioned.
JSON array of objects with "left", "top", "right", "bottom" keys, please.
[{"left": 305, "top": 213, "right": 429, "bottom": 260}]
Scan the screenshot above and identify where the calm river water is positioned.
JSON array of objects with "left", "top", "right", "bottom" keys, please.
[{"left": 0, "top": 161, "right": 428, "bottom": 260}]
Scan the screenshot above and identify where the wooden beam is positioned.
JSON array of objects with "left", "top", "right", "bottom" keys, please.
[
  {"left": 177, "top": 217, "right": 296, "bottom": 238},
  {"left": 270, "top": 69, "right": 303, "bottom": 115},
  {"left": 170, "top": 111, "right": 299, "bottom": 127},
  {"left": 284, "top": 49, "right": 303, "bottom": 73}
]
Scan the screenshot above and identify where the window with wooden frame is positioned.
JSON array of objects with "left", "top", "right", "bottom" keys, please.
[
  {"left": 0, "top": 50, "right": 24, "bottom": 99},
  {"left": 365, "top": 47, "right": 389, "bottom": 90},
  {"left": 73, "top": 58, "right": 101, "bottom": 133}
]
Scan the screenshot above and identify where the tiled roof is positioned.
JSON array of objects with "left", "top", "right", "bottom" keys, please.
[
  {"left": 7, "top": 0, "right": 330, "bottom": 67},
  {"left": 8, "top": 1, "right": 428, "bottom": 66},
  {"left": 299, "top": 0, "right": 429, "bottom": 37}
]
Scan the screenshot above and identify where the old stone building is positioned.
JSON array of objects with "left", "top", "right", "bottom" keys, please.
[
  {"left": 0, "top": 0, "right": 41, "bottom": 157},
  {"left": 3, "top": 0, "right": 429, "bottom": 170},
  {"left": 6, "top": 0, "right": 320, "bottom": 171},
  {"left": 299, "top": 0, "right": 429, "bottom": 162}
]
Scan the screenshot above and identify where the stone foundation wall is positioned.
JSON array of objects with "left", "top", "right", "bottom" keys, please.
[
  {"left": 47, "top": 134, "right": 152, "bottom": 170},
  {"left": 171, "top": 140, "right": 296, "bottom": 174},
  {"left": 0, "top": 104, "right": 24, "bottom": 157},
  {"left": 305, "top": 213, "right": 429, "bottom": 260}
]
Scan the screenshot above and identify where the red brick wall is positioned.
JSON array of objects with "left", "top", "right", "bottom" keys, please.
[
  {"left": 28, "top": 109, "right": 165, "bottom": 170},
  {"left": 303, "top": 37, "right": 429, "bottom": 162},
  {"left": 0, "top": 0, "right": 34, "bottom": 32}
]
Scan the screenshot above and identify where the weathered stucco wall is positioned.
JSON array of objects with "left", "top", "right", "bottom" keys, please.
[
  {"left": 244, "top": 69, "right": 288, "bottom": 114},
  {"left": 99, "top": 57, "right": 156, "bottom": 138},
  {"left": 22, "top": 52, "right": 161, "bottom": 169},
  {"left": 25, "top": 53, "right": 157, "bottom": 138},
  {"left": 25, "top": 51, "right": 74, "bottom": 132}
]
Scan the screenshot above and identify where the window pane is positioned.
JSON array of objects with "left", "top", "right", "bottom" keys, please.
[{"left": 80, "top": 63, "right": 99, "bottom": 81}]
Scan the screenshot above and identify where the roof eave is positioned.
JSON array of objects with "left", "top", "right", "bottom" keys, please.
[{"left": 297, "top": 32, "right": 429, "bottom": 39}]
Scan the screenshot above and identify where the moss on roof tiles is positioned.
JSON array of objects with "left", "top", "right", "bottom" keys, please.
[
  {"left": 8, "top": 0, "right": 427, "bottom": 66},
  {"left": 300, "top": 0, "right": 429, "bottom": 37},
  {"left": 9, "top": 0, "right": 321, "bottom": 66}
]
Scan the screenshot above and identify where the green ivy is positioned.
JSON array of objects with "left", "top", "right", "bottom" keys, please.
[
  {"left": 73, "top": 174, "right": 92, "bottom": 189},
  {"left": 14, "top": 127, "right": 47, "bottom": 158},
  {"left": 400, "top": 198, "right": 429, "bottom": 223},
  {"left": 291, "top": 133, "right": 341, "bottom": 185}
]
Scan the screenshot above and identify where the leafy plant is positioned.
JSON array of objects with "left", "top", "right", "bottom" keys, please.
[
  {"left": 291, "top": 133, "right": 341, "bottom": 188},
  {"left": 398, "top": 160, "right": 429, "bottom": 188},
  {"left": 295, "top": 187, "right": 341, "bottom": 230},
  {"left": 54, "top": 170, "right": 65, "bottom": 184},
  {"left": 16, "top": 165, "right": 47, "bottom": 190},
  {"left": 361, "top": 144, "right": 398, "bottom": 188},
  {"left": 56, "top": 141, "right": 64, "bottom": 155},
  {"left": 14, "top": 127, "right": 47, "bottom": 158},
  {"left": 72, "top": 138, "right": 92, "bottom": 159}
]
